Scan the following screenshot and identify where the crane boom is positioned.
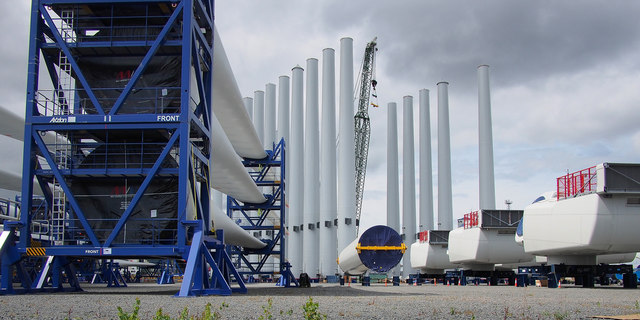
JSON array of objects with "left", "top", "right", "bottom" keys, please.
[{"left": 354, "top": 37, "right": 378, "bottom": 232}]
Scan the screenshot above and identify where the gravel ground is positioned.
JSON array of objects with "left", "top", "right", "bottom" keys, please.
[{"left": 0, "top": 282, "right": 639, "bottom": 319}]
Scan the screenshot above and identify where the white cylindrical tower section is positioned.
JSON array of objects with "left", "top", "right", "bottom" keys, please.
[
  {"left": 419, "top": 89, "right": 434, "bottom": 231},
  {"left": 243, "top": 97, "right": 253, "bottom": 122},
  {"left": 277, "top": 76, "right": 290, "bottom": 144},
  {"left": 478, "top": 65, "right": 496, "bottom": 210},
  {"left": 337, "top": 37, "right": 356, "bottom": 259},
  {"left": 402, "top": 95, "right": 416, "bottom": 278},
  {"left": 277, "top": 75, "right": 290, "bottom": 231},
  {"left": 386, "top": 102, "right": 400, "bottom": 233},
  {"left": 289, "top": 65, "right": 304, "bottom": 276},
  {"left": 264, "top": 83, "right": 278, "bottom": 272},
  {"left": 265, "top": 83, "right": 277, "bottom": 150},
  {"left": 319, "top": 48, "right": 338, "bottom": 277},
  {"left": 251, "top": 90, "right": 266, "bottom": 274},
  {"left": 303, "top": 58, "right": 320, "bottom": 276},
  {"left": 437, "top": 82, "right": 453, "bottom": 230},
  {"left": 387, "top": 102, "right": 401, "bottom": 277},
  {"left": 277, "top": 75, "right": 291, "bottom": 272},
  {"left": 253, "top": 90, "right": 265, "bottom": 147}
]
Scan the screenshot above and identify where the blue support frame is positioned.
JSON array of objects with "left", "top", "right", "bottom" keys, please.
[
  {"left": 157, "top": 259, "right": 176, "bottom": 284},
  {"left": 100, "top": 261, "right": 128, "bottom": 287},
  {"left": 226, "top": 139, "right": 296, "bottom": 287},
  {"left": 1, "top": 0, "right": 238, "bottom": 296},
  {"left": 178, "top": 227, "right": 247, "bottom": 296},
  {"left": 32, "top": 255, "right": 83, "bottom": 291},
  {"left": 1, "top": 226, "right": 33, "bottom": 294}
]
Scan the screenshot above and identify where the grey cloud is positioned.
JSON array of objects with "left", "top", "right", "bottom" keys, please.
[{"left": 321, "top": 1, "right": 640, "bottom": 93}]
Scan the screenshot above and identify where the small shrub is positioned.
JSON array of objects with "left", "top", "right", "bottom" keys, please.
[
  {"left": 280, "top": 309, "right": 294, "bottom": 316},
  {"left": 178, "top": 307, "right": 189, "bottom": 320},
  {"left": 117, "top": 298, "right": 141, "bottom": 320},
  {"left": 210, "top": 302, "right": 228, "bottom": 320},
  {"left": 117, "top": 299, "right": 228, "bottom": 320},
  {"left": 153, "top": 308, "right": 171, "bottom": 320},
  {"left": 259, "top": 298, "right": 273, "bottom": 320},
  {"left": 199, "top": 303, "right": 214, "bottom": 320},
  {"left": 302, "top": 297, "right": 327, "bottom": 320}
]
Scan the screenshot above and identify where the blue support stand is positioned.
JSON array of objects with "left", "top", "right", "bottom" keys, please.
[
  {"left": 392, "top": 276, "right": 400, "bottom": 286},
  {"left": 157, "top": 259, "right": 175, "bottom": 285},
  {"left": 547, "top": 265, "right": 559, "bottom": 288},
  {"left": 101, "top": 261, "right": 127, "bottom": 288},
  {"left": 276, "top": 262, "right": 299, "bottom": 287},
  {"left": 91, "top": 272, "right": 103, "bottom": 284},
  {"left": 517, "top": 274, "right": 528, "bottom": 287},
  {"left": 1, "top": 226, "right": 33, "bottom": 294},
  {"left": 177, "top": 228, "right": 246, "bottom": 297}
]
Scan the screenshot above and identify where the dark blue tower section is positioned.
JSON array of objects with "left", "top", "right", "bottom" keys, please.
[{"left": 1, "top": 0, "right": 245, "bottom": 296}]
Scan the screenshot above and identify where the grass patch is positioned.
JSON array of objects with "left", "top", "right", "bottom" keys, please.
[
  {"left": 116, "top": 298, "right": 227, "bottom": 320},
  {"left": 116, "top": 296, "right": 328, "bottom": 319}
]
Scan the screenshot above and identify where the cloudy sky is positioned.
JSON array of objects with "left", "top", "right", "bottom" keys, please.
[{"left": 2, "top": 1, "right": 640, "bottom": 234}]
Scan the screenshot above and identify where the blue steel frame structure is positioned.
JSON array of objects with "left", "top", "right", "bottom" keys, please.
[
  {"left": 1, "top": 0, "right": 244, "bottom": 296},
  {"left": 226, "top": 139, "right": 297, "bottom": 287}
]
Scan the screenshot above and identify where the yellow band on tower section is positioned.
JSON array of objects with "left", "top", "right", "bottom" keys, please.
[{"left": 356, "top": 242, "right": 407, "bottom": 254}]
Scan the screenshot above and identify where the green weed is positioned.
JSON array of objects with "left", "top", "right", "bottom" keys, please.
[
  {"left": 302, "top": 297, "right": 327, "bottom": 320},
  {"left": 117, "top": 298, "right": 141, "bottom": 320},
  {"left": 259, "top": 298, "right": 273, "bottom": 320},
  {"left": 116, "top": 299, "right": 226, "bottom": 320}
]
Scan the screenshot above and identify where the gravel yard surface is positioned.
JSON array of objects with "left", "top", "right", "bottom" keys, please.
[{"left": 0, "top": 282, "right": 639, "bottom": 319}]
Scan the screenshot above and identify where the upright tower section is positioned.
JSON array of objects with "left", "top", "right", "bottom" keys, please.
[
  {"left": 12, "top": 0, "right": 238, "bottom": 296},
  {"left": 478, "top": 65, "right": 496, "bottom": 210}
]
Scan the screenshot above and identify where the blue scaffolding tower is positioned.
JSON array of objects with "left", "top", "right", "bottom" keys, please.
[
  {"left": 226, "top": 139, "right": 298, "bottom": 287},
  {"left": 1, "top": 0, "right": 245, "bottom": 296}
]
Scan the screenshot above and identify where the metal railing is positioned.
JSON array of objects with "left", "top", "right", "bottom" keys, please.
[
  {"left": 36, "top": 87, "right": 181, "bottom": 116},
  {"left": 463, "top": 211, "right": 480, "bottom": 229},
  {"left": 0, "top": 198, "right": 21, "bottom": 222},
  {"left": 30, "top": 217, "right": 178, "bottom": 246},
  {"left": 418, "top": 230, "right": 428, "bottom": 243},
  {"left": 557, "top": 166, "right": 597, "bottom": 200},
  {"left": 45, "top": 7, "right": 180, "bottom": 45},
  {"left": 36, "top": 140, "right": 177, "bottom": 171}
]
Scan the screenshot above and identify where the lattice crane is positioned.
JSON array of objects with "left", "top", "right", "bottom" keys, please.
[{"left": 354, "top": 37, "right": 378, "bottom": 233}]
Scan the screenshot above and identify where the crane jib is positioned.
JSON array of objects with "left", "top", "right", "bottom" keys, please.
[{"left": 353, "top": 38, "right": 378, "bottom": 234}]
